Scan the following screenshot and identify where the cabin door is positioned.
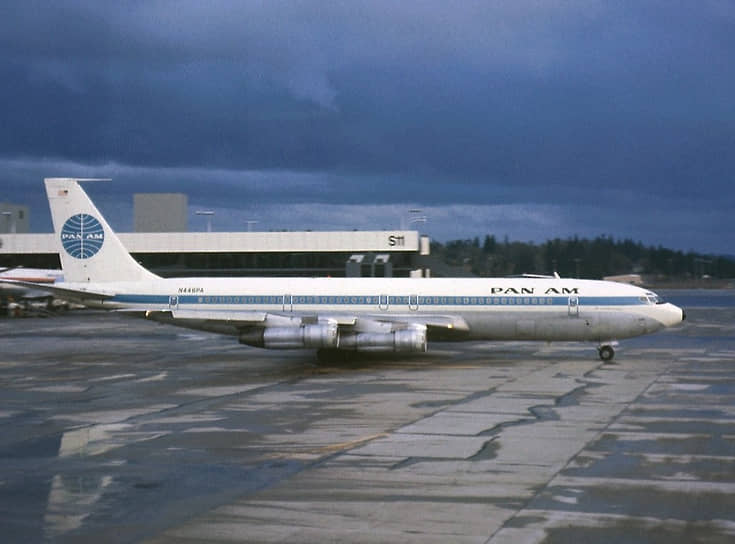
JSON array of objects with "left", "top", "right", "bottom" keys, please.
[{"left": 568, "top": 296, "right": 579, "bottom": 317}]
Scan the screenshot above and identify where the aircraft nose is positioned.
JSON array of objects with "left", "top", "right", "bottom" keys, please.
[{"left": 657, "top": 303, "right": 686, "bottom": 328}]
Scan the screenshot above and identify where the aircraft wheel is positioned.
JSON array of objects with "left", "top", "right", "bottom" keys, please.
[{"left": 598, "top": 345, "right": 615, "bottom": 362}]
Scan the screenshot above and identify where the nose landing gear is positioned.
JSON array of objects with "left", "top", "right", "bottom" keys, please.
[{"left": 598, "top": 344, "right": 615, "bottom": 362}]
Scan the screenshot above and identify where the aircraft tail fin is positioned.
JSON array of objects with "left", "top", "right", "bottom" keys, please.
[{"left": 44, "top": 178, "right": 160, "bottom": 283}]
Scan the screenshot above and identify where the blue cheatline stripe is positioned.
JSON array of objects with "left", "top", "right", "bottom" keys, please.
[{"left": 110, "top": 293, "right": 649, "bottom": 307}]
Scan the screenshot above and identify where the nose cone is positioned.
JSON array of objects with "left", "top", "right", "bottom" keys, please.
[{"left": 658, "top": 303, "right": 686, "bottom": 328}]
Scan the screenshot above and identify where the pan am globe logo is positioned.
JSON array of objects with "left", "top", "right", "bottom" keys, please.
[{"left": 61, "top": 214, "right": 105, "bottom": 259}]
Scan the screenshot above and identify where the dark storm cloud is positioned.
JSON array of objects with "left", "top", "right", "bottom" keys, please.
[{"left": 0, "top": 1, "right": 733, "bottom": 252}]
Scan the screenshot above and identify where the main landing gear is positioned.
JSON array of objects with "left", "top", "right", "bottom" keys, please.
[{"left": 598, "top": 344, "right": 615, "bottom": 362}]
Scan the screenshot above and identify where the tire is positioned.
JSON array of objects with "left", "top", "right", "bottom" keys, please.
[{"left": 598, "top": 345, "right": 615, "bottom": 362}]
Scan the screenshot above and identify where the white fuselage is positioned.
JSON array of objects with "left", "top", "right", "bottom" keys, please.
[{"left": 70, "top": 276, "right": 683, "bottom": 343}]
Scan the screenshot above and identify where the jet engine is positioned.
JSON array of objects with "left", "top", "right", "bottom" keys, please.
[
  {"left": 239, "top": 321, "right": 339, "bottom": 349},
  {"left": 338, "top": 326, "right": 427, "bottom": 352}
]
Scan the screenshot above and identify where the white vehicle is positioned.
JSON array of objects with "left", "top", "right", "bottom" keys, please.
[{"left": 6, "top": 178, "right": 685, "bottom": 361}]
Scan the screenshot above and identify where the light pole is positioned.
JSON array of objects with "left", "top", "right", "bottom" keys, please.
[
  {"left": 403, "top": 208, "right": 426, "bottom": 230},
  {"left": 195, "top": 210, "right": 214, "bottom": 232},
  {"left": 408, "top": 214, "right": 427, "bottom": 228}
]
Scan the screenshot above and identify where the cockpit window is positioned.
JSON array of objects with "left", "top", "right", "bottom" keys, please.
[{"left": 645, "top": 293, "right": 664, "bottom": 304}]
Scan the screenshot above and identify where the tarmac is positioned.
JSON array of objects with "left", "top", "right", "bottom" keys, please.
[{"left": 1, "top": 291, "right": 734, "bottom": 543}]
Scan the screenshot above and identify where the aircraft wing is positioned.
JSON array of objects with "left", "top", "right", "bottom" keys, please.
[
  {"left": 166, "top": 308, "right": 469, "bottom": 334},
  {"left": 169, "top": 309, "right": 268, "bottom": 323},
  {"left": 366, "top": 314, "right": 470, "bottom": 333},
  {"left": 144, "top": 308, "right": 470, "bottom": 351}
]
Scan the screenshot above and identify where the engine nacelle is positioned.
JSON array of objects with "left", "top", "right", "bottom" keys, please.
[
  {"left": 338, "top": 326, "right": 427, "bottom": 353},
  {"left": 239, "top": 322, "right": 338, "bottom": 349}
]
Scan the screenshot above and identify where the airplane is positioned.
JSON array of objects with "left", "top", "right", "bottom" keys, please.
[
  {"left": 1, "top": 178, "right": 685, "bottom": 361},
  {"left": 0, "top": 267, "right": 64, "bottom": 300}
]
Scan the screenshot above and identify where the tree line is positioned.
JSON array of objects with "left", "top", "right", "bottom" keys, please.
[{"left": 432, "top": 235, "right": 735, "bottom": 280}]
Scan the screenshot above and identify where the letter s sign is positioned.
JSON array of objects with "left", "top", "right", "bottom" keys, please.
[{"left": 388, "top": 235, "right": 405, "bottom": 247}]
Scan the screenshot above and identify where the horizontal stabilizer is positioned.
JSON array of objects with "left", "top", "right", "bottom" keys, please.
[{"left": 0, "top": 279, "right": 113, "bottom": 302}]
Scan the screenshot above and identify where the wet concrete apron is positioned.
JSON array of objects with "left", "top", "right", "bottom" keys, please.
[{"left": 0, "top": 303, "right": 733, "bottom": 543}]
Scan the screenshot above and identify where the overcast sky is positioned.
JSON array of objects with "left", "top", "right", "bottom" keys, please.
[{"left": 1, "top": 1, "right": 733, "bottom": 253}]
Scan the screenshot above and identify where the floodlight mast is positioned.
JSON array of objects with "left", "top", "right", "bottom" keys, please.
[{"left": 195, "top": 210, "right": 215, "bottom": 232}]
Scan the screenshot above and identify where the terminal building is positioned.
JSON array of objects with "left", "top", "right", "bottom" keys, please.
[
  {"left": 0, "top": 230, "right": 431, "bottom": 277},
  {"left": 0, "top": 203, "right": 29, "bottom": 234},
  {"left": 133, "top": 193, "right": 188, "bottom": 233},
  {"left": 0, "top": 195, "right": 432, "bottom": 278}
]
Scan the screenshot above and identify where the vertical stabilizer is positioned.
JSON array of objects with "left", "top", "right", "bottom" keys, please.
[{"left": 45, "top": 178, "right": 160, "bottom": 283}]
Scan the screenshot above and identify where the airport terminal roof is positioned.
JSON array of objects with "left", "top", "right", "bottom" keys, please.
[{"left": 0, "top": 230, "right": 424, "bottom": 254}]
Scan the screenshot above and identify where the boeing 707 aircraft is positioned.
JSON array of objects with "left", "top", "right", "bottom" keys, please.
[
  {"left": 4, "top": 178, "right": 685, "bottom": 361},
  {"left": 0, "top": 267, "right": 64, "bottom": 300}
]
